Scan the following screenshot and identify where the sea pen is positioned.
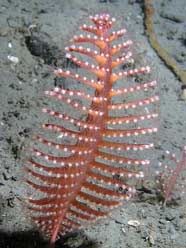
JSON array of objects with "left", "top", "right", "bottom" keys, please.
[{"left": 24, "top": 13, "right": 158, "bottom": 244}]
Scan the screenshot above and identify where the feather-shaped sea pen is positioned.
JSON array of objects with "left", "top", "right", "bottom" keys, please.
[{"left": 24, "top": 13, "right": 159, "bottom": 245}]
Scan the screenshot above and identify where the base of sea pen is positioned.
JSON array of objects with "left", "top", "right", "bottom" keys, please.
[{"left": 54, "top": 231, "right": 96, "bottom": 248}]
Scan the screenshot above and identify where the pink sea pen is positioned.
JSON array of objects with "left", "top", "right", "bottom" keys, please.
[{"left": 156, "top": 146, "right": 186, "bottom": 205}]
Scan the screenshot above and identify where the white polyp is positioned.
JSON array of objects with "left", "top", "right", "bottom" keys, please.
[
  {"left": 146, "top": 66, "right": 151, "bottom": 72},
  {"left": 65, "top": 53, "right": 71, "bottom": 59}
]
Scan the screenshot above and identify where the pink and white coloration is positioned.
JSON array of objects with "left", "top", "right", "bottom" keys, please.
[
  {"left": 156, "top": 146, "right": 186, "bottom": 205},
  {"left": 24, "top": 13, "right": 159, "bottom": 245}
]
